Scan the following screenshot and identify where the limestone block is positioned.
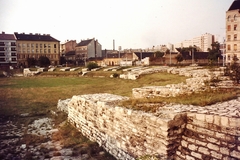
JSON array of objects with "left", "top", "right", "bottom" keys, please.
[
  {"left": 205, "top": 114, "right": 214, "bottom": 123},
  {"left": 220, "top": 116, "right": 229, "bottom": 127},
  {"left": 220, "top": 147, "right": 230, "bottom": 155},
  {"left": 198, "top": 147, "right": 210, "bottom": 155},
  {"left": 207, "top": 143, "right": 220, "bottom": 151},
  {"left": 191, "top": 151, "right": 202, "bottom": 159},
  {"left": 210, "top": 150, "right": 222, "bottom": 159}
]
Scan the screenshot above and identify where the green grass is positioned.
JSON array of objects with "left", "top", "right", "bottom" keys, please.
[{"left": 0, "top": 72, "right": 187, "bottom": 116}]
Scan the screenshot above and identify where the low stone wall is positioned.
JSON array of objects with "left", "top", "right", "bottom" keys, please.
[
  {"left": 132, "top": 66, "right": 233, "bottom": 98},
  {"left": 59, "top": 93, "right": 240, "bottom": 160}
]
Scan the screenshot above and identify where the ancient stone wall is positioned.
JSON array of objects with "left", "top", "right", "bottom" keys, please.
[{"left": 60, "top": 94, "right": 240, "bottom": 160}]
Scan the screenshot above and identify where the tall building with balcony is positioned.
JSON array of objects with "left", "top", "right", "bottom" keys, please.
[
  {"left": 226, "top": 0, "right": 240, "bottom": 63},
  {"left": 0, "top": 32, "right": 17, "bottom": 67},
  {"left": 15, "top": 32, "right": 60, "bottom": 67}
]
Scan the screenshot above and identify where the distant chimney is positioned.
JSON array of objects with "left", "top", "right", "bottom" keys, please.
[
  {"left": 2, "top": 31, "right": 5, "bottom": 34},
  {"left": 113, "top": 39, "right": 115, "bottom": 51}
]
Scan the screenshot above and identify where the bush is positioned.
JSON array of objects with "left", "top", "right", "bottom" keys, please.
[
  {"left": 86, "top": 62, "right": 98, "bottom": 70},
  {"left": 112, "top": 73, "right": 119, "bottom": 78}
]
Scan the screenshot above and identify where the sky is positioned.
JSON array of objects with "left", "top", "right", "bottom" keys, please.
[{"left": 0, "top": 0, "right": 234, "bottom": 49}]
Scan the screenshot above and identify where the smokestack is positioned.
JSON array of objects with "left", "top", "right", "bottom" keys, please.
[{"left": 113, "top": 39, "right": 115, "bottom": 51}]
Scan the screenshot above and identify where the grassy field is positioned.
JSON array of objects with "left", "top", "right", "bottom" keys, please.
[{"left": 0, "top": 72, "right": 188, "bottom": 116}]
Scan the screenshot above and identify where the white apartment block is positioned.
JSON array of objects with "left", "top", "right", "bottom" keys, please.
[
  {"left": 0, "top": 32, "right": 17, "bottom": 66},
  {"left": 174, "top": 33, "right": 215, "bottom": 52},
  {"left": 226, "top": 0, "right": 240, "bottom": 63}
]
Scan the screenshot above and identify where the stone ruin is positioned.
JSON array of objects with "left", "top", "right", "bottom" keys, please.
[{"left": 57, "top": 66, "right": 240, "bottom": 160}]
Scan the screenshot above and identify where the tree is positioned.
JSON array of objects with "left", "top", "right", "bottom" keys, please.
[
  {"left": 208, "top": 42, "right": 221, "bottom": 65},
  {"left": 60, "top": 56, "right": 66, "bottom": 65},
  {"left": 154, "top": 51, "right": 164, "bottom": 58},
  {"left": 227, "top": 54, "right": 240, "bottom": 83},
  {"left": 27, "top": 57, "right": 36, "bottom": 67},
  {"left": 176, "top": 53, "right": 184, "bottom": 64},
  {"left": 38, "top": 56, "right": 50, "bottom": 67}
]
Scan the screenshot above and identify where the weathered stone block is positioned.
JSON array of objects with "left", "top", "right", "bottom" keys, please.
[
  {"left": 198, "top": 147, "right": 210, "bottom": 155},
  {"left": 230, "top": 150, "right": 240, "bottom": 159},
  {"left": 195, "top": 113, "right": 205, "bottom": 121},
  {"left": 191, "top": 151, "right": 202, "bottom": 159},
  {"left": 221, "top": 116, "right": 229, "bottom": 127},
  {"left": 205, "top": 114, "right": 214, "bottom": 123},
  {"left": 220, "top": 147, "right": 230, "bottom": 155},
  {"left": 207, "top": 143, "right": 220, "bottom": 151},
  {"left": 211, "top": 150, "right": 222, "bottom": 159}
]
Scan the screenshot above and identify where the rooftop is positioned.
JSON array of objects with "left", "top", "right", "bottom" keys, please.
[
  {"left": 14, "top": 33, "right": 60, "bottom": 42},
  {"left": 228, "top": 0, "right": 240, "bottom": 11},
  {"left": 76, "top": 39, "right": 93, "bottom": 47},
  {"left": 0, "top": 32, "right": 16, "bottom": 40}
]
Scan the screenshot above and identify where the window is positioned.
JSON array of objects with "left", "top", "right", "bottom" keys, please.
[
  {"left": 0, "top": 42, "right": 4, "bottom": 46},
  {"left": 0, "top": 47, "right": 4, "bottom": 51},
  {"left": 228, "top": 35, "right": 231, "bottom": 41},
  {"left": 36, "top": 44, "right": 38, "bottom": 48},
  {"left": 228, "top": 45, "right": 231, "bottom": 51},
  {"left": 48, "top": 49, "right": 51, "bottom": 53},
  {"left": 44, "top": 49, "right": 46, "bottom": 53},
  {"left": 0, "top": 58, "right": 5, "bottom": 62},
  {"left": 234, "top": 24, "right": 237, "bottom": 31},
  {"left": 234, "top": 14, "right": 237, "bottom": 21},
  {"left": 228, "top": 15, "right": 231, "bottom": 21},
  {"left": 12, "top": 58, "right": 16, "bottom": 61},
  {"left": 234, "top": 44, "right": 237, "bottom": 51},
  {"left": 54, "top": 44, "right": 57, "bottom": 48},
  {"left": 36, "top": 49, "right": 38, "bottom": 53},
  {"left": 27, "top": 43, "right": 30, "bottom": 47},
  {"left": 11, "top": 53, "right": 16, "bottom": 56},
  {"left": 228, "top": 25, "right": 231, "bottom": 31},
  {"left": 11, "top": 42, "right": 16, "bottom": 46},
  {"left": 31, "top": 43, "right": 34, "bottom": 48},
  {"left": 32, "top": 49, "right": 34, "bottom": 53},
  {"left": 44, "top": 44, "right": 47, "bottom": 48},
  {"left": 40, "top": 44, "right": 42, "bottom": 48},
  {"left": 48, "top": 44, "right": 51, "bottom": 48},
  {"left": 11, "top": 48, "right": 16, "bottom": 51},
  {"left": 234, "top": 34, "right": 237, "bottom": 41},
  {"left": 0, "top": 53, "right": 4, "bottom": 56}
]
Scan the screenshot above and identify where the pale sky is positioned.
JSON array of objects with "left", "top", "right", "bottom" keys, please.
[{"left": 0, "top": 0, "right": 233, "bottom": 49}]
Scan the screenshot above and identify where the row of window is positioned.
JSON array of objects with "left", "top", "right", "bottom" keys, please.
[
  {"left": 0, "top": 53, "right": 17, "bottom": 56},
  {"left": 227, "top": 34, "right": 238, "bottom": 41},
  {"left": 0, "top": 47, "right": 17, "bottom": 51},
  {"left": 0, "top": 42, "right": 16, "bottom": 46},
  {"left": 0, "top": 58, "right": 17, "bottom": 62},
  {"left": 227, "top": 44, "right": 238, "bottom": 51},
  {"left": 17, "top": 54, "right": 58, "bottom": 59},
  {"left": 18, "top": 49, "right": 57, "bottom": 54},
  {"left": 227, "top": 24, "right": 237, "bottom": 31},
  {"left": 227, "top": 14, "right": 238, "bottom": 21},
  {"left": 18, "top": 43, "right": 57, "bottom": 49}
]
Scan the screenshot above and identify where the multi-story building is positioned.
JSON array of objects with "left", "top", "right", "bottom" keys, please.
[
  {"left": 15, "top": 32, "right": 60, "bottom": 67},
  {"left": 226, "top": 0, "right": 240, "bottom": 63},
  {"left": 175, "top": 33, "right": 215, "bottom": 52},
  {"left": 61, "top": 40, "right": 77, "bottom": 56},
  {"left": 0, "top": 32, "right": 17, "bottom": 67},
  {"left": 75, "top": 38, "right": 102, "bottom": 62}
]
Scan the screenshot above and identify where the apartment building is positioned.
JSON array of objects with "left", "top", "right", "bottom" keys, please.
[
  {"left": 0, "top": 32, "right": 17, "bottom": 67},
  {"left": 226, "top": 0, "right": 240, "bottom": 63},
  {"left": 175, "top": 33, "right": 215, "bottom": 52},
  {"left": 15, "top": 32, "right": 60, "bottom": 67},
  {"left": 75, "top": 38, "right": 102, "bottom": 62},
  {"left": 61, "top": 40, "right": 77, "bottom": 56}
]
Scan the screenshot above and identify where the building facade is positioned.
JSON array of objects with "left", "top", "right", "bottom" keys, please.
[
  {"left": 75, "top": 38, "right": 102, "bottom": 63},
  {"left": 175, "top": 33, "right": 215, "bottom": 52},
  {"left": 15, "top": 32, "right": 60, "bottom": 67},
  {"left": 226, "top": 0, "right": 240, "bottom": 63},
  {"left": 0, "top": 32, "right": 17, "bottom": 67}
]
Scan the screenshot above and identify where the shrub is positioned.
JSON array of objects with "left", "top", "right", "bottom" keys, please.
[
  {"left": 86, "top": 62, "right": 98, "bottom": 70},
  {"left": 112, "top": 73, "right": 119, "bottom": 78}
]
